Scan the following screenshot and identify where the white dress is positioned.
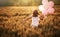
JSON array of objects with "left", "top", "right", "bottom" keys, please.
[{"left": 31, "top": 17, "right": 40, "bottom": 27}]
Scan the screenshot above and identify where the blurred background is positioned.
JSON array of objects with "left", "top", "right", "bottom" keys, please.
[{"left": 0, "top": 0, "right": 60, "bottom": 6}]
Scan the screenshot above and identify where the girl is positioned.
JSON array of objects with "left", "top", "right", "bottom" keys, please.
[{"left": 23, "top": 10, "right": 43, "bottom": 27}]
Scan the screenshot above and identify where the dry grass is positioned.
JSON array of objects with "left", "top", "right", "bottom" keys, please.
[{"left": 0, "top": 5, "right": 60, "bottom": 37}]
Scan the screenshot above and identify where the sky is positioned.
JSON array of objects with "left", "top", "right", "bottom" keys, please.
[{"left": 0, "top": 0, "right": 60, "bottom": 6}]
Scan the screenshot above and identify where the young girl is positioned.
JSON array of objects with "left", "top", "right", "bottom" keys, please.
[{"left": 23, "top": 10, "right": 43, "bottom": 27}]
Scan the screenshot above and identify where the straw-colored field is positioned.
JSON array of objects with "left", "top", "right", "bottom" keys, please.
[{"left": 0, "top": 5, "right": 60, "bottom": 37}]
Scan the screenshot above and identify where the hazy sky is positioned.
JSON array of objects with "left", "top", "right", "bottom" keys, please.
[{"left": 0, "top": 0, "right": 60, "bottom": 6}]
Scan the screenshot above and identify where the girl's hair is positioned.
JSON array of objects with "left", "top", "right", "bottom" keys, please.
[{"left": 33, "top": 10, "right": 39, "bottom": 17}]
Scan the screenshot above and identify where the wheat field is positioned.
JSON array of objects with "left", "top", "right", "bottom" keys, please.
[{"left": 0, "top": 5, "right": 60, "bottom": 37}]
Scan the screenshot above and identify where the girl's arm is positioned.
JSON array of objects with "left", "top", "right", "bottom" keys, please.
[
  {"left": 39, "top": 15, "right": 44, "bottom": 20},
  {"left": 23, "top": 14, "right": 32, "bottom": 21}
]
